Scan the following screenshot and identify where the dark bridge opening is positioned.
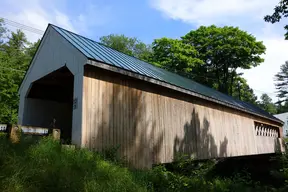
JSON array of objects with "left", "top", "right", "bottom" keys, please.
[{"left": 22, "top": 66, "right": 74, "bottom": 143}]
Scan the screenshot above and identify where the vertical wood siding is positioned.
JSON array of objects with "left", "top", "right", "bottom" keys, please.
[{"left": 82, "top": 67, "right": 284, "bottom": 168}]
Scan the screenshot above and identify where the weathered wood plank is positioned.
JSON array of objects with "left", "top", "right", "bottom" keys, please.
[
  {"left": 91, "top": 71, "right": 97, "bottom": 150},
  {"left": 82, "top": 67, "right": 284, "bottom": 168}
]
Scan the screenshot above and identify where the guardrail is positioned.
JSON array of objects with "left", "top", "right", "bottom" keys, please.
[
  {"left": 0, "top": 124, "right": 7, "bottom": 132},
  {"left": 21, "top": 126, "right": 49, "bottom": 135},
  {"left": 0, "top": 124, "right": 61, "bottom": 142}
]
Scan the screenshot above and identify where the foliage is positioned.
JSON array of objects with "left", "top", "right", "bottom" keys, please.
[
  {"left": 171, "top": 153, "right": 216, "bottom": 178},
  {"left": 26, "top": 40, "right": 40, "bottom": 58},
  {"left": 0, "top": 19, "right": 7, "bottom": 45},
  {"left": 148, "top": 162, "right": 268, "bottom": 192},
  {"left": 232, "top": 76, "right": 258, "bottom": 104},
  {"left": 270, "top": 152, "right": 288, "bottom": 191},
  {"left": 275, "top": 61, "right": 288, "bottom": 103},
  {"left": 258, "top": 93, "right": 277, "bottom": 114},
  {"left": 100, "top": 34, "right": 152, "bottom": 61},
  {"left": 274, "top": 61, "right": 288, "bottom": 113},
  {"left": 182, "top": 25, "right": 266, "bottom": 95},
  {"left": 150, "top": 38, "right": 204, "bottom": 77},
  {"left": 100, "top": 144, "right": 128, "bottom": 166},
  {"left": 0, "top": 21, "right": 39, "bottom": 124},
  {"left": 276, "top": 101, "right": 288, "bottom": 114},
  {"left": 264, "top": 0, "right": 288, "bottom": 39}
]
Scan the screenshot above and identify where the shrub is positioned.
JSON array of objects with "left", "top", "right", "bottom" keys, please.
[{"left": 171, "top": 153, "right": 216, "bottom": 178}]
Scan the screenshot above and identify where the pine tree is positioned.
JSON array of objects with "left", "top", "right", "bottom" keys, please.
[{"left": 275, "top": 61, "right": 288, "bottom": 102}]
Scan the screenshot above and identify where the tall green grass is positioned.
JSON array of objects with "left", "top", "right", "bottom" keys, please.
[
  {"left": 0, "top": 133, "right": 288, "bottom": 192},
  {"left": 0, "top": 134, "right": 147, "bottom": 192}
]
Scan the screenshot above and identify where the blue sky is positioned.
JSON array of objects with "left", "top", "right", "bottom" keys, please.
[
  {"left": 0, "top": 0, "right": 193, "bottom": 42},
  {"left": 1, "top": 0, "right": 288, "bottom": 101}
]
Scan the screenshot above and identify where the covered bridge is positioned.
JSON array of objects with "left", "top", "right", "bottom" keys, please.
[{"left": 18, "top": 24, "right": 284, "bottom": 168}]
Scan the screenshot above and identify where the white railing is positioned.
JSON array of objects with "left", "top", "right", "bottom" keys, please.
[
  {"left": 0, "top": 124, "right": 49, "bottom": 135},
  {"left": 21, "top": 126, "right": 49, "bottom": 135},
  {"left": 0, "top": 124, "right": 7, "bottom": 132}
]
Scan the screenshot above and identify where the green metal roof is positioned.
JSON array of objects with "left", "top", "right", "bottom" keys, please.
[{"left": 51, "top": 24, "right": 282, "bottom": 124}]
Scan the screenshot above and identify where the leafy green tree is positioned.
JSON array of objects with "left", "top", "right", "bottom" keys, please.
[
  {"left": 258, "top": 93, "right": 277, "bottom": 114},
  {"left": 0, "top": 19, "right": 7, "bottom": 45},
  {"left": 150, "top": 38, "right": 204, "bottom": 78},
  {"left": 275, "top": 100, "right": 288, "bottom": 114},
  {"left": 182, "top": 25, "right": 266, "bottom": 95},
  {"left": 26, "top": 39, "right": 40, "bottom": 58},
  {"left": 0, "top": 20, "right": 38, "bottom": 123},
  {"left": 149, "top": 36, "right": 259, "bottom": 105},
  {"left": 275, "top": 61, "right": 288, "bottom": 103},
  {"left": 232, "top": 76, "right": 258, "bottom": 104},
  {"left": 0, "top": 30, "right": 28, "bottom": 123},
  {"left": 264, "top": 0, "right": 288, "bottom": 39},
  {"left": 100, "top": 34, "right": 152, "bottom": 61}
]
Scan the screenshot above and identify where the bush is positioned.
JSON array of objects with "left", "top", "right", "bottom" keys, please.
[
  {"left": 146, "top": 165, "right": 251, "bottom": 192},
  {"left": 146, "top": 154, "right": 286, "bottom": 192}
]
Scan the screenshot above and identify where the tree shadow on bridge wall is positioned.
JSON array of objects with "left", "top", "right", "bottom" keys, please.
[
  {"left": 85, "top": 69, "right": 164, "bottom": 168},
  {"left": 85, "top": 67, "right": 231, "bottom": 168},
  {"left": 173, "top": 108, "right": 228, "bottom": 161}
]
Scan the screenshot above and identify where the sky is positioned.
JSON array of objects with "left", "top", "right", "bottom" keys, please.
[{"left": 1, "top": 0, "right": 287, "bottom": 101}]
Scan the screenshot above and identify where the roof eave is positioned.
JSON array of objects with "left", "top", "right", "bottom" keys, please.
[{"left": 86, "top": 59, "right": 284, "bottom": 126}]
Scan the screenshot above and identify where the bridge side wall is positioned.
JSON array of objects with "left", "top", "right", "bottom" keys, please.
[{"left": 82, "top": 66, "right": 283, "bottom": 168}]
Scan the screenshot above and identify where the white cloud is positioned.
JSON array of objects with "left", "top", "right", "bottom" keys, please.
[
  {"left": 54, "top": 11, "right": 77, "bottom": 32},
  {"left": 72, "top": 4, "right": 111, "bottom": 36},
  {"left": 151, "top": 0, "right": 288, "bottom": 102},
  {"left": 1, "top": 0, "right": 111, "bottom": 42},
  {"left": 150, "top": 0, "right": 276, "bottom": 26}
]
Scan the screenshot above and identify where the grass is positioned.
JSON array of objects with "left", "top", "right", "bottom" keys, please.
[
  {"left": 0, "top": 134, "right": 147, "bottom": 192},
  {"left": 0, "top": 133, "right": 288, "bottom": 192}
]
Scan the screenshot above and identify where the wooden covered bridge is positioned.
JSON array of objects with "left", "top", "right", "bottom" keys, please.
[{"left": 18, "top": 24, "right": 285, "bottom": 168}]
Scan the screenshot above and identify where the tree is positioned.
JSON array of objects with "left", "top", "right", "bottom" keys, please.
[
  {"left": 258, "top": 94, "right": 277, "bottom": 114},
  {"left": 275, "top": 61, "right": 288, "bottom": 102},
  {"left": 0, "top": 30, "right": 28, "bottom": 123},
  {"left": 0, "top": 18, "right": 7, "bottom": 45},
  {"left": 99, "top": 34, "right": 152, "bottom": 61},
  {"left": 232, "top": 76, "right": 258, "bottom": 104},
  {"left": 26, "top": 39, "right": 40, "bottom": 58},
  {"left": 264, "top": 0, "right": 288, "bottom": 39},
  {"left": 0, "top": 21, "right": 38, "bottom": 123},
  {"left": 182, "top": 25, "right": 266, "bottom": 95},
  {"left": 275, "top": 100, "right": 288, "bottom": 114},
  {"left": 150, "top": 38, "right": 204, "bottom": 78}
]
